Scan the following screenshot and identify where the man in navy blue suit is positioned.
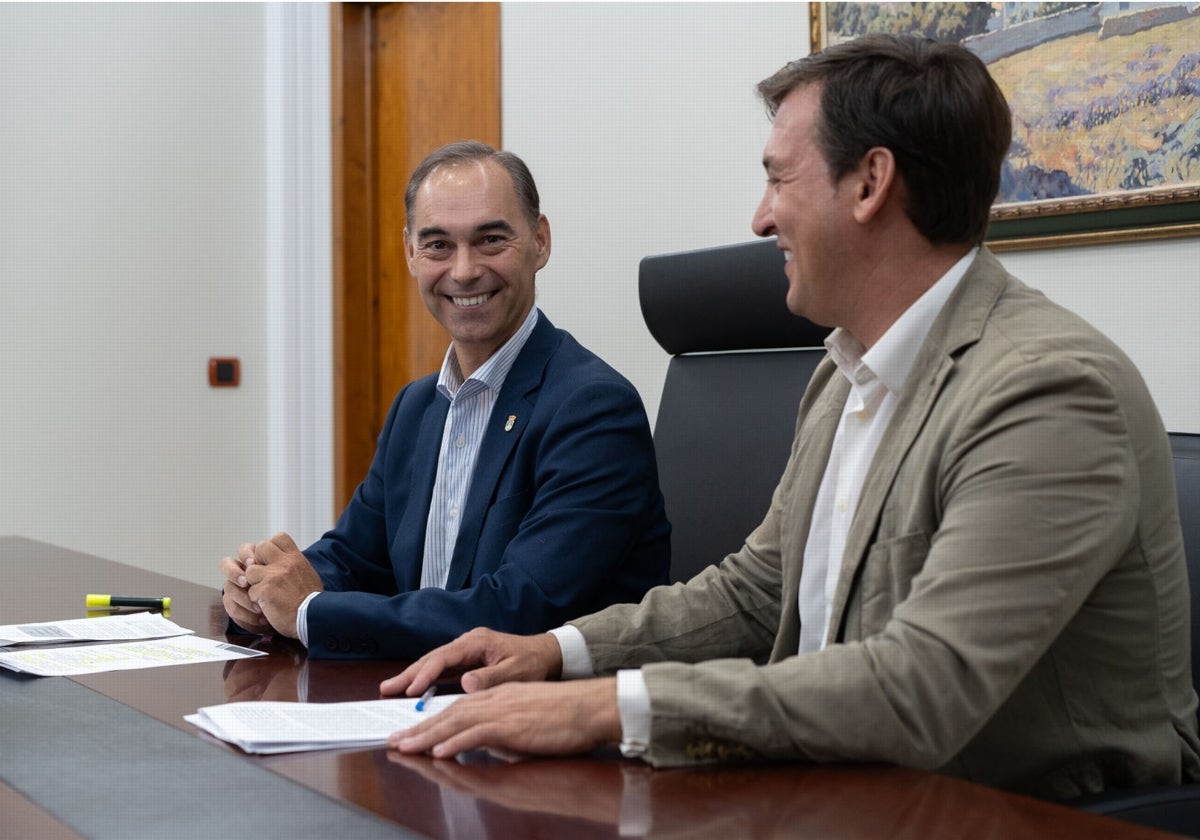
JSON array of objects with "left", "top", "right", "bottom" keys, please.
[{"left": 220, "top": 141, "right": 670, "bottom": 659}]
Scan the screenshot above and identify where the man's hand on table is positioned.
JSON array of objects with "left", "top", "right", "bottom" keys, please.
[{"left": 381, "top": 628, "right": 622, "bottom": 759}]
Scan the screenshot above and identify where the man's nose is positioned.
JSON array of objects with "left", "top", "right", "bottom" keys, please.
[
  {"left": 751, "top": 193, "right": 775, "bottom": 238},
  {"left": 449, "top": 247, "right": 482, "bottom": 283}
]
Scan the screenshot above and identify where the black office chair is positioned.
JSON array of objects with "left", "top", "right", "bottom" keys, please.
[
  {"left": 639, "top": 238, "right": 831, "bottom": 584},
  {"left": 1067, "top": 432, "right": 1200, "bottom": 836},
  {"left": 1174, "top": 433, "right": 1200, "bottom": 711}
]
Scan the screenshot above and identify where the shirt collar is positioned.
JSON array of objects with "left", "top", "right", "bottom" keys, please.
[
  {"left": 825, "top": 247, "right": 977, "bottom": 397},
  {"left": 437, "top": 306, "right": 540, "bottom": 399}
]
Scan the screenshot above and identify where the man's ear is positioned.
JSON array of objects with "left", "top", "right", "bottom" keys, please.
[
  {"left": 403, "top": 227, "right": 416, "bottom": 271},
  {"left": 851, "top": 147, "right": 897, "bottom": 225},
  {"left": 534, "top": 214, "right": 552, "bottom": 271}
]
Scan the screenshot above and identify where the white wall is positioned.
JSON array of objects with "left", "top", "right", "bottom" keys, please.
[
  {"left": 501, "top": 3, "right": 1200, "bottom": 435},
  {"left": 1002, "top": 241, "right": 1200, "bottom": 434},
  {"left": 0, "top": 3, "right": 332, "bottom": 586},
  {"left": 502, "top": 2, "right": 812, "bottom": 424}
]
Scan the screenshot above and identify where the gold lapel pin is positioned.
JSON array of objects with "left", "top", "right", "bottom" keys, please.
[{"left": 504, "top": 415, "right": 516, "bottom": 432}]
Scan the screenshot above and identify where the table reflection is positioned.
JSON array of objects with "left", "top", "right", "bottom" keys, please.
[
  {"left": 219, "top": 634, "right": 417, "bottom": 704},
  {"left": 358, "top": 751, "right": 1099, "bottom": 840},
  {"left": 221, "top": 637, "right": 306, "bottom": 702},
  {"left": 207, "top": 632, "right": 1118, "bottom": 840}
]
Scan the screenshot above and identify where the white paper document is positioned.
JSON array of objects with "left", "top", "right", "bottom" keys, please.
[
  {"left": 0, "top": 612, "right": 192, "bottom": 647},
  {"left": 186, "top": 695, "right": 462, "bottom": 754},
  {"left": 0, "top": 635, "right": 266, "bottom": 676}
]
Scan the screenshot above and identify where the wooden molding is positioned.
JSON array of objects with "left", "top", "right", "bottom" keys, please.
[{"left": 331, "top": 3, "right": 501, "bottom": 511}]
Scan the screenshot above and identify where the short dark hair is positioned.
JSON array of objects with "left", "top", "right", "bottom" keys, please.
[
  {"left": 757, "top": 34, "right": 1011, "bottom": 245},
  {"left": 404, "top": 140, "right": 542, "bottom": 229}
]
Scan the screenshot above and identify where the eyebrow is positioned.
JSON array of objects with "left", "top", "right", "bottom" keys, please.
[{"left": 415, "top": 219, "right": 518, "bottom": 243}]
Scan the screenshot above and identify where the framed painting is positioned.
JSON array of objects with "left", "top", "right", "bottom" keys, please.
[{"left": 809, "top": 2, "right": 1200, "bottom": 250}]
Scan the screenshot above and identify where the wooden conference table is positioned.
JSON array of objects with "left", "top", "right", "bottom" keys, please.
[{"left": 0, "top": 536, "right": 1188, "bottom": 839}]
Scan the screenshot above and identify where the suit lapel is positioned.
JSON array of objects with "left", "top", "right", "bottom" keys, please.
[
  {"left": 443, "top": 316, "right": 557, "bottom": 591},
  {"left": 823, "top": 248, "right": 1010, "bottom": 645},
  {"left": 393, "top": 395, "right": 451, "bottom": 591}
]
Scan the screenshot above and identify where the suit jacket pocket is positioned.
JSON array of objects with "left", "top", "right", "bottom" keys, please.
[{"left": 856, "top": 530, "right": 930, "bottom": 638}]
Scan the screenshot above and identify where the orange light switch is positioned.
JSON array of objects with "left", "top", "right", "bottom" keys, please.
[{"left": 208, "top": 357, "right": 240, "bottom": 387}]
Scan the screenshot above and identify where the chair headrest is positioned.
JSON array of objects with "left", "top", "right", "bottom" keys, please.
[{"left": 639, "top": 238, "right": 832, "bottom": 356}]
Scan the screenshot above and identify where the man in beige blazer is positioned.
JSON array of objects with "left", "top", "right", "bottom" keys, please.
[{"left": 381, "top": 35, "right": 1200, "bottom": 798}]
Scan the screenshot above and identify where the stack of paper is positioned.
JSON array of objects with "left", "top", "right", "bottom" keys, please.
[
  {"left": 0, "top": 635, "right": 267, "bottom": 676},
  {"left": 0, "top": 612, "right": 192, "bottom": 647},
  {"left": 186, "top": 695, "right": 460, "bottom": 754},
  {"left": 0, "top": 613, "right": 268, "bottom": 676}
]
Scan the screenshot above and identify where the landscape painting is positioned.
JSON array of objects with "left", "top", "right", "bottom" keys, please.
[{"left": 812, "top": 2, "right": 1200, "bottom": 248}]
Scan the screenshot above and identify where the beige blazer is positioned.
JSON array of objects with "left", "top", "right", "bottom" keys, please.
[{"left": 574, "top": 248, "right": 1200, "bottom": 797}]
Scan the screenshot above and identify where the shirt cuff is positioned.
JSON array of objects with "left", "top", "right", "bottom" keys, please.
[
  {"left": 295, "top": 591, "right": 320, "bottom": 648},
  {"left": 548, "top": 625, "right": 595, "bottom": 679},
  {"left": 616, "top": 669, "right": 651, "bottom": 758}
]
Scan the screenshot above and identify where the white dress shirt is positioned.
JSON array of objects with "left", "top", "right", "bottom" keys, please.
[
  {"left": 554, "top": 247, "right": 977, "bottom": 756},
  {"left": 296, "top": 307, "right": 539, "bottom": 647}
]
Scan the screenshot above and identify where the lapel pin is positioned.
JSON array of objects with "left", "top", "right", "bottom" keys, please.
[{"left": 504, "top": 415, "right": 516, "bottom": 432}]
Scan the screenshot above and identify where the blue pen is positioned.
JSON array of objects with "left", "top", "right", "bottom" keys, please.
[{"left": 415, "top": 686, "right": 436, "bottom": 712}]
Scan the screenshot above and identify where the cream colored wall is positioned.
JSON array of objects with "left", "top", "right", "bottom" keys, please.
[
  {"left": 501, "top": 2, "right": 812, "bottom": 426},
  {"left": 1002, "top": 241, "right": 1199, "bottom": 434},
  {"left": 0, "top": 4, "right": 333, "bottom": 586}
]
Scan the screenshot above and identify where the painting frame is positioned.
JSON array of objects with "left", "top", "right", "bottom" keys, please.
[{"left": 808, "top": 2, "right": 1200, "bottom": 251}]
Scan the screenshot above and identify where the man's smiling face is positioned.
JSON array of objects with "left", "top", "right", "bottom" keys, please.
[
  {"left": 404, "top": 159, "right": 551, "bottom": 377},
  {"left": 752, "top": 83, "right": 861, "bottom": 328}
]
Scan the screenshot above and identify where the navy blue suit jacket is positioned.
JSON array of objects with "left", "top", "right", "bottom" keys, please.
[{"left": 302, "top": 312, "right": 670, "bottom": 658}]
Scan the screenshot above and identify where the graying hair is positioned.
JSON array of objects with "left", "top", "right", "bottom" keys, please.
[{"left": 404, "top": 140, "right": 541, "bottom": 229}]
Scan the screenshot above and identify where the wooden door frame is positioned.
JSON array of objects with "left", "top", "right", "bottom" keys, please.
[
  {"left": 331, "top": 3, "right": 376, "bottom": 515},
  {"left": 330, "top": 3, "right": 501, "bottom": 511}
]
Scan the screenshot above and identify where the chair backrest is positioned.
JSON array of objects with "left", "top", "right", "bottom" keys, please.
[
  {"left": 1068, "top": 435, "right": 1200, "bottom": 830},
  {"left": 1170, "top": 432, "right": 1200, "bottom": 689},
  {"left": 640, "top": 238, "right": 831, "bottom": 584}
]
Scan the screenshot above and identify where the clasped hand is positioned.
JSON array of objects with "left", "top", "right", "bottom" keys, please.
[{"left": 219, "top": 532, "right": 322, "bottom": 639}]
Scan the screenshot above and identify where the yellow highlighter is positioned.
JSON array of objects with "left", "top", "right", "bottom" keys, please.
[{"left": 85, "top": 594, "right": 172, "bottom": 610}]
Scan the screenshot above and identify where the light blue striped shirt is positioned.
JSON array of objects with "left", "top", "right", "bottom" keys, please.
[
  {"left": 420, "top": 306, "right": 540, "bottom": 588},
  {"left": 296, "top": 306, "right": 540, "bottom": 646}
]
